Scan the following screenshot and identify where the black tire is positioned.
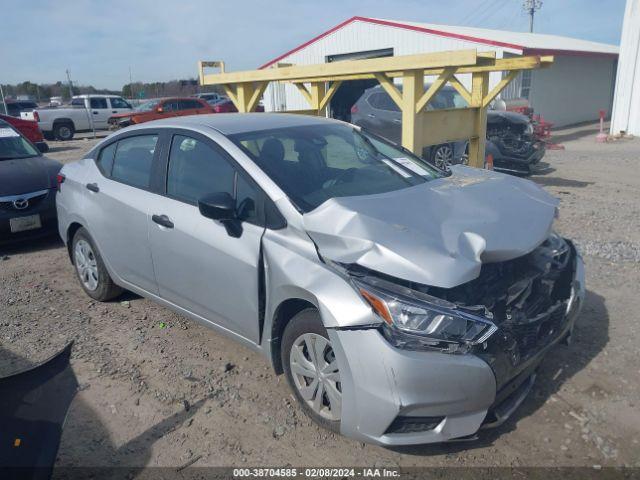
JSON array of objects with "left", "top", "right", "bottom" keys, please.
[
  {"left": 71, "top": 227, "right": 123, "bottom": 301},
  {"left": 53, "top": 122, "right": 75, "bottom": 141},
  {"left": 281, "top": 308, "right": 341, "bottom": 434}
]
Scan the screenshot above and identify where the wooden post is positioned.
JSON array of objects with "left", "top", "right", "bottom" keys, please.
[
  {"left": 401, "top": 70, "right": 424, "bottom": 155},
  {"left": 468, "top": 72, "right": 490, "bottom": 168}
]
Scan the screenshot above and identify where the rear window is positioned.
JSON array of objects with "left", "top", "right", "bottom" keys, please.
[{"left": 110, "top": 135, "right": 158, "bottom": 189}]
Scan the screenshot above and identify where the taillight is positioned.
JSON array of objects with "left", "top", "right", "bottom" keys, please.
[
  {"left": 350, "top": 104, "right": 359, "bottom": 114},
  {"left": 33, "top": 111, "right": 40, "bottom": 122},
  {"left": 56, "top": 173, "right": 65, "bottom": 191}
]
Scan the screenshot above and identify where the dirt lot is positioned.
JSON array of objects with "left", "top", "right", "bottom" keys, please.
[{"left": 1, "top": 124, "right": 639, "bottom": 470}]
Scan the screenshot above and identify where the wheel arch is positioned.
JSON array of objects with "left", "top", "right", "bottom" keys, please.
[
  {"left": 66, "top": 221, "right": 84, "bottom": 264},
  {"left": 52, "top": 117, "right": 76, "bottom": 129},
  {"left": 269, "top": 298, "right": 318, "bottom": 375}
]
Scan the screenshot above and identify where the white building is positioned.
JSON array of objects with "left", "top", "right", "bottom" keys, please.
[
  {"left": 611, "top": 0, "right": 640, "bottom": 136},
  {"left": 261, "top": 16, "right": 619, "bottom": 127}
]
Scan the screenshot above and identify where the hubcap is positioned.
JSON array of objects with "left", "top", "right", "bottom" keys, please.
[
  {"left": 290, "top": 333, "right": 341, "bottom": 421},
  {"left": 59, "top": 126, "right": 71, "bottom": 139},
  {"left": 434, "top": 144, "right": 454, "bottom": 169},
  {"left": 74, "top": 239, "right": 99, "bottom": 291}
]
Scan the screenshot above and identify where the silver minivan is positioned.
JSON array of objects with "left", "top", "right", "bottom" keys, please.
[{"left": 56, "top": 113, "right": 584, "bottom": 446}]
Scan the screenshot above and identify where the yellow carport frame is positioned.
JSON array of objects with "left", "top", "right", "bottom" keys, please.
[{"left": 198, "top": 50, "right": 552, "bottom": 168}]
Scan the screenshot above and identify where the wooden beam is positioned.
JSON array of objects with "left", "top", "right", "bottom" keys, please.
[
  {"left": 467, "top": 72, "right": 490, "bottom": 168},
  {"left": 222, "top": 84, "right": 238, "bottom": 106},
  {"left": 247, "top": 82, "right": 268, "bottom": 111},
  {"left": 294, "top": 83, "right": 313, "bottom": 106},
  {"left": 374, "top": 72, "right": 403, "bottom": 109},
  {"left": 201, "top": 50, "right": 478, "bottom": 85},
  {"left": 482, "top": 70, "right": 519, "bottom": 108},
  {"left": 448, "top": 75, "right": 472, "bottom": 105},
  {"left": 318, "top": 80, "right": 342, "bottom": 111},
  {"left": 401, "top": 70, "right": 424, "bottom": 154},
  {"left": 416, "top": 67, "right": 455, "bottom": 112}
]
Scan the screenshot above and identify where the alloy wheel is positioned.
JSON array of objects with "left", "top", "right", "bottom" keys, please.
[
  {"left": 74, "top": 239, "right": 99, "bottom": 291},
  {"left": 289, "top": 333, "right": 342, "bottom": 421},
  {"left": 434, "top": 144, "right": 454, "bottom": 169}
]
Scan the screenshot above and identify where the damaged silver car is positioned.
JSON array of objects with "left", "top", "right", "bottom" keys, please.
[{"left": 56, "top": 113, "right": 585, "bottom": 446}]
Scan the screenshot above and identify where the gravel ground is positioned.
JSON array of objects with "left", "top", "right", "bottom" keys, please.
[{"left": 1, "top": 124, "right": 639, "bottom": 470}]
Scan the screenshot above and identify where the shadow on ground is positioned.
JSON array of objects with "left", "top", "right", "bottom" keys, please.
[
  {"left": 550, "top": 125, "right": 601, "bottom": 144},
  {"left": 532, "top": 176, "right": 594, "bottom": 188},
  {"left": 0, "top": 346, "right": 206, "bottom": 473},
  {"left": 0, "top": 234, "right": 63, "bottom": 257},
  {"left": 390, "top": 289, "right": 609, "bottom": 456}
]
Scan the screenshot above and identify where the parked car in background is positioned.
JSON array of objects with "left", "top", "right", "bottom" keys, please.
[
  {"left": 1, "top": 113, "right": 49, "bottom": 152},
  {"left": 210, "top": 98, "right": 265, "bottom": 113},
  {"left": 193, "top": 92, "right": 224, "bottom": 103},
  {"left": 1, "top": 99, "right": 39, "bottom": 118},
  {"left": 20, "top": 94, "right": 133, "bottom": 141},
  {"left": 57, "top": 113, "right": 584, "bottom": 446},
  {"left": 351, "top": 85, "right": 545, "bottom": 174},
  {"left": 0, "top": 118, "right": 61, "bottom": 243},
  {"left": 108, "top": 97, "right": 214, "bottom": 128}
]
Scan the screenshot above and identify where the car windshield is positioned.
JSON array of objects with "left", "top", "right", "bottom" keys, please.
[
  {"left": 0, "top": 125, "right": 39, "bottom": 160},
  {"left": 230, "top": 123, "right": 442, "bottom": 213},
  {"left": 134, "top": 100, "right": 160, "bottom": 112}
]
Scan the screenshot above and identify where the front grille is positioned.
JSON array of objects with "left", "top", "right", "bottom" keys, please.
[
  {"left": 384, "top": 416, "right": 444, "bottom": 435},
  {"left": 0, "top": 191, "right": 49, "bottom": 212}
]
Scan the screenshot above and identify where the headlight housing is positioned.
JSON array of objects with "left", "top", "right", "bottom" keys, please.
[
  {"left": 352, "top": 276, "right": 497, "bottom": 353},
  {"left": 525, "top": 122, "right": 534, "bottom": 135}
]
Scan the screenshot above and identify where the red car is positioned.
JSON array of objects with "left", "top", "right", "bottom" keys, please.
[
  {"left": 211, "top": 98, "right": 264, "bottom": 113},
  {"left": 109, "top": 97, "right": 214, "bottom": 128},
  {"left": 0, "top": 114, "right": 48, "bottom": 152}
]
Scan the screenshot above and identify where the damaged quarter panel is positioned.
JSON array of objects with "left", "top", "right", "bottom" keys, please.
[{"left": 303, "top": 165, "right": 558, "bottom": 288}]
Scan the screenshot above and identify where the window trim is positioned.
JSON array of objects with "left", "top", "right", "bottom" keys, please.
[
  {"left": 158, "top": 128, "right": 284, "bottom": 228},
  {"left": 91, "top": 129, "right": 167, "bottom": 194}
]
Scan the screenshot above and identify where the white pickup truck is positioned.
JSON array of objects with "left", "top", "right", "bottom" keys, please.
[{"left": 21, "top": 94, "right": 133, "bottom": 141}]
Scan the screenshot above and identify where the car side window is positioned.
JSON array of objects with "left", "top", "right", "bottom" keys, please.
[
  {"left": 90, "top": 98, "right": 108, "bottom": 109},
  {"left": 71, "top": 98, "right": 85, "bottom": 107},
  {"left": 96, "top": 142, "right": 117, "bottom": 176},
  {"left": 167, "top": 135, "right": 235, "bottom": 204},
  {"left": 167, "top": 135, "right": 261, "bottom": 225},
  {"left": 164, "top": 100, "right": 180, "bottom": 112},
  {"left": 110, "top": 97, "right": 131, "bottom": 109},
  {"left": 111, "top": 135, "right": 158, "bottom": 188},
  {"left": 179, "top": 99, "right": 202, "bottom": 110}
]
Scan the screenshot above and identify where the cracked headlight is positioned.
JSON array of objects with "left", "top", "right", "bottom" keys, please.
[{"left": 353, "top": 277, "right": 497, "bottom": 353}]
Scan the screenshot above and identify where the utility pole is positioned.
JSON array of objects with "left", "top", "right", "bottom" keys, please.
[
  {"left": 0, "top": 83, "right": 7, "bottom": 115},
  {"left": 65, "top": 69, "right": 74, "bottom": 100},
  {"left": 129, "top": 66, "right": 135, "bottom": 100},
  {"left": 523, "top": 0, "right": 542, "bottom": 32}
]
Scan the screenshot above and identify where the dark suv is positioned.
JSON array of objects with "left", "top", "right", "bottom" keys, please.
[{"left": 351, "top": 85, "right": 545, "bottom": 175}]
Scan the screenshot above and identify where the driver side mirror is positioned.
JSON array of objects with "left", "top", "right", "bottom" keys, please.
[{"left": 198, "top": 192, "right": 236, "bottom": 221}]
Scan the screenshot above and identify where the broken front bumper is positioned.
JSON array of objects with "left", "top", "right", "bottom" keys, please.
[{"left": 328, "top": 249, "right": 585, "bottom": 446}]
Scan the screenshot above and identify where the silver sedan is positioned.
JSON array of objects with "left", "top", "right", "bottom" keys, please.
[{"left": 56, "top": 113, "right": 584, "bottom": 445}]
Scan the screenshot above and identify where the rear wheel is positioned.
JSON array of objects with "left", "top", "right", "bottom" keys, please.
[
  {"left": 53, "top": 122, "right": 74, "bottom": 141},
  {"left": 282, "top": 309, "right": 341, "bottom": 433},
  {"left": 71, "top": 227, "right": 123, "bottom": 301}
]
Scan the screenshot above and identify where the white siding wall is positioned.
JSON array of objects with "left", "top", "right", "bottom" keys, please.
[
  {"left": 611, "top": 0, "right": 640, "bottom": 135},
  {"left": 263, "top": 20, "right": 517, "bottom": 111},
  {"left": 528, "top": 55, "right": 617, "bottom": 127}
]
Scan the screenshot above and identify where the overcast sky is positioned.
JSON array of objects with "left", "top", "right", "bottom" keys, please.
[{"left": 0, "top": 0, "right": 627, "bottom": 90}]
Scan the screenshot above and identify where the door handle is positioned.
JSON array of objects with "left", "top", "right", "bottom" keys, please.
[
  {"left": 367, "top": 114, "right": 376, "bottom": 118},
  {"left": 85, "top": 183, "right": 99, "bottom": 193},
  {"left": 93, "top": 111, "right": 99, "bottom": 114},
  {"left": 392, "top": 119, "right": 402, "bottom": 124},
  {"left": 112, "top": 110, "right": 117, "bottom": 113},
  {"left": 152, "top": 214, "right": 174, "bottom": 229}
]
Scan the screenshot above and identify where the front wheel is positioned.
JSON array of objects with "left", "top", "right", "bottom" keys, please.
[
  {"left": 71, "top": 227, "right": 123, "bottom": 301},
  {"left": 431, "top": 143, "right": 454, "bottom": 169},
  {"left": 282, "top": 309, "right": 342, "bottom": 433}
]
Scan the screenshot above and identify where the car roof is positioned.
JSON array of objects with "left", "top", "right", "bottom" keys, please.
[{"left": 130, "top": 113, "right": 339, "bottom": 135}]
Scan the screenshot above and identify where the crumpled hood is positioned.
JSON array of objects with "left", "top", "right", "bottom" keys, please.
[
  {"left": 487, "top": 110, "right": 530, "bottom": 125},
  {"left": 303, "top": 166, "right": 558, "bottom": 289}
]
